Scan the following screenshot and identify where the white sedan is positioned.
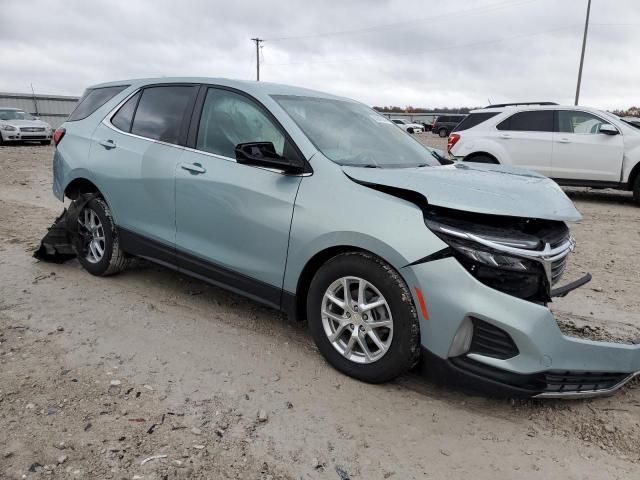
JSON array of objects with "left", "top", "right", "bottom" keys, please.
[{"left": 391, "top": 118, "right": 424, "bottom": 134}]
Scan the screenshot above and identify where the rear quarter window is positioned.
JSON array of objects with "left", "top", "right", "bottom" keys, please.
[
  {"left": 453, "top": 112, "right": 498, "bottom": 132},
  {"left": 67, "top": 85, "right": 128, "bottom": 122}
]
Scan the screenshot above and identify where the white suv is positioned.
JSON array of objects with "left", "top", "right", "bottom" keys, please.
[
  {"left": 391, "top": 118, "right": 424, "bottom": 134},
  {"left": 448, "top": 103, "right": 640, "bottom": 204}
]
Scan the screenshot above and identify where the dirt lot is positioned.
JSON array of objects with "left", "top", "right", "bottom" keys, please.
[{"left": 1, "top": 139, "right": 639, "bottom": 480}]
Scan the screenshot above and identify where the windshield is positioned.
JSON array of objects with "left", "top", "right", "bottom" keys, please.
[
  {"left": 0, "top": 109, "right": 33, "bottom": 121},
  {"left": 273, "top": 95, "right": 439, "bottom": 168}
]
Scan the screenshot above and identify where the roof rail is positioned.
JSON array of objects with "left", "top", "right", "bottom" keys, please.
[{"left": 483, "top": 102, "right": 558, "bottom": 109}]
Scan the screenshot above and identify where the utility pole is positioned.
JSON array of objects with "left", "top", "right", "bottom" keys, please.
[
  {"left": 30, "top": 83, "right": 39, "bottom": 117},
  {"left": 251, "top": 38, "right": 263, "bottom": 81},
  {"left": 574, "top": 0, "right": 591, "bottom": 105}
]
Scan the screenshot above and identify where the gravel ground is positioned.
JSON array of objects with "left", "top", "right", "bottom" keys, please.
[{"left": 1, "top": 142, "right": 639, "bottom": 479}]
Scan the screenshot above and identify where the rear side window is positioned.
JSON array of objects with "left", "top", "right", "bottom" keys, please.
[
  {"left": 497, "top": 110, "right": 553, "bottom": 132},
  {"left": 67, "top": 85, "right": 128, "bottom": 121},
  {"left": 111, "top": 92, "right": 140, "bottom": 132},
  {"left": 453, "top": 112, "right": 498, "bottom": 132},
  {"left": 131, "top": 86, "right": 197, "bottom": 144}
]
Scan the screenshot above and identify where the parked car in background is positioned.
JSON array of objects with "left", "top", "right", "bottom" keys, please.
[
  {"left": 50, "top": 78, "right": 640, "bottom": 397},
  {"left": 448, "top": 103, "right": 640, "bottom": 204},
  {"left": 0, "top": 107, "right": 53, "bottom": 145},
  {"left": 391, "top": 118, "right": 424, "bottom": 133},
  {"left": 431, "top": 114, "right": 466, "bottom": 137}
]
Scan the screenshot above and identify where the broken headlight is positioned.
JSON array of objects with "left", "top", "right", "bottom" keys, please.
[{"left": 426, "top": 219, "right": 550, "bottom": 301}]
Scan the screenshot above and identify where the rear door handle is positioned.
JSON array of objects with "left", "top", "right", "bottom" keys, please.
[
  {"left": 98, "top": 139, "right": 116, "bottom": 149},
  {"left": 180, "top": 162, "right": 206, "bottom": 174},
  {"left": 499, "top": 133, "right": 511, "bottom": 139},
  {"left": 557, "top": 138, "right": 570, "bottom": 143}
]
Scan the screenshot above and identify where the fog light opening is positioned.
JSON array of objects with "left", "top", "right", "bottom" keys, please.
[{"left": 448, "top": 317, "right": 474, "bottom": 357}]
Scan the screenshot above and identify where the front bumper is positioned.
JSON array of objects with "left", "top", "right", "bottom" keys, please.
[
  {"left": 0, "top": 128, "right": 21, "bottom": 141},
  {"left": 407, "top": 257, "right": 640, "bottom": 398}
]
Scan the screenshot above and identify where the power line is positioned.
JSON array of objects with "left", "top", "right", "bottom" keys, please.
[
  {"left": 263, "top": 24, "right": 582, "bottom": 67},
  {"left": 264, "top": 0, "right": 540, "bottom": 42}
]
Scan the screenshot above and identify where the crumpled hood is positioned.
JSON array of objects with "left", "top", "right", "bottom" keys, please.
[
  {"left": 3, "top": 119, "right": 51, "bottom": 129},
  {"left": 343, "top": 162, "right": 582, "bottom": 222}
]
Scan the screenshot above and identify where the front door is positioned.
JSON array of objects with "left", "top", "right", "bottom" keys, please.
[
  {"left": 175, "top": 87, "right": 303, "bottom": 308},
  {"left": 551, "top": 110, "right": 624, "bottom": 183}
]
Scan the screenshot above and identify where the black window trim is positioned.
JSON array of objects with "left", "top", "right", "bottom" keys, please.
[
  {"left": 184, "top": 84, "right": 312, "bottom": 175},
  {"left": 103, "top": 83, "right": 200, "bottom": 149}
]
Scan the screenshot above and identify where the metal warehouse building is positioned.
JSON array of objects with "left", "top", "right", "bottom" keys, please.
[{"left": 0, "top": 92, "right": 79, "bottom": 129}]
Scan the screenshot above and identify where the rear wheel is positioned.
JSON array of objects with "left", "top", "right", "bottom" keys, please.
[
  {"left": 307, "top": 252, "right": 420, "bottom": 383},
  {"left": 438, "top": 128, "right": 448, "bottom": 138},
  {"left": 76, "top": 197, "right": 129, "bottom": 276}
]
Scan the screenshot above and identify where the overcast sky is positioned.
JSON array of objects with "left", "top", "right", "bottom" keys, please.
[{"left": 1, "top": 0, "right": 637, "bottom": 109}]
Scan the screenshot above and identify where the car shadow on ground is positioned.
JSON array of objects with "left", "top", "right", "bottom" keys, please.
[{"left": 563, "top": 187, "right": 636, "bottom": 206}]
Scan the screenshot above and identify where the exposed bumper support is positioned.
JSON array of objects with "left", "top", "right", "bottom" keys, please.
[{"left": 550, "top": 273, "right": 592, "bottom": 298}]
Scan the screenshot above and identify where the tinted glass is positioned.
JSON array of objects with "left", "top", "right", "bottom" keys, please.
[
  {"left": 496, "top": 110, "right": 553, "bottom": 132},
  {"left": 111, "top": 92, "right": 140, "bottom": 132},
  {"left": 274, "top": 95, "right": 439, "bottom": 168},
  {"left": 68, "top": 85, "right": 128, "bottom": 121},
  {"left": 453, "top": 112, "right": 498, "bottom": 132},
  {"left": 197, "top": 88, "right": 285, "bottom": 158},
  {"left": 557, "top": 111, "right": 608, "bottom": 134},
  {"left": 131, "top": 86, "right": 196, "bottom": 144}
]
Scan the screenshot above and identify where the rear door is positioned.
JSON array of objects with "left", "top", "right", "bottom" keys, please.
[
  {"left": 90, "top": 84, "right": 198, "bottom": 249},
  {"left": 494, "top": 110, "right": 554, "bottom": 176},
  {"left": 551, "top": 110, "right": 624, "bottom": 182},
  {"left": 174, "top": 86, "right": 303, "bottom": 307}
]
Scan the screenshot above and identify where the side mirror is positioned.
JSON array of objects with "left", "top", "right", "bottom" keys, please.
[
  {"left": 599, "top": 124, "right": 619, "bottom": 135},
  {"left": 235, "top": 142, "right": 304, "bottom": 174}
]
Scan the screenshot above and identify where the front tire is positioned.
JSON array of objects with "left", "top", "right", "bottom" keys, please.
[
  {"left": 76, "top": 197, "right": 129, "bottom": 276},
  {"left": 307, "top": 252, "right": 420, "bottom": 383}
]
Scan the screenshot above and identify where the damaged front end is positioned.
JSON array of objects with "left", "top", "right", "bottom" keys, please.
[{"left": 423, "top": 206, "right": 590, "bottom": 304}]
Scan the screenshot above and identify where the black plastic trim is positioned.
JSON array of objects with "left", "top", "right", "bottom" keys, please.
[
  {"left": 118, "top": 227, "right": 286, "bottom": 310},
  {"left": 553, "top": 178, "right": 623, "bottom": 189},
  {"left": 406, "top": 247, "right": 453, "bottom": 266}
]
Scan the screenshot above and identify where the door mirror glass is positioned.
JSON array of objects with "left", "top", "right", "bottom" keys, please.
[
  {"left": 599, "top": 124, "right": 619, "bottom": 135},
  {"left": 235, "top": 141, "right": 302, "bottom": 173}
]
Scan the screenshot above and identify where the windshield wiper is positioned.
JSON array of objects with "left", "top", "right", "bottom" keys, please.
[{"left": 431, "top": 150, "right": 454, "bottom": 165}]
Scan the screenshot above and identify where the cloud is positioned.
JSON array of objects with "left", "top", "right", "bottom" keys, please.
[{"left": 0, "top": 0, "right": 637, "bottom": 109}]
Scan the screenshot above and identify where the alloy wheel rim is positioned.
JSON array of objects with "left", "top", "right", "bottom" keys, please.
[
  {"left": 321, "top": 276, "right": 393, "bottom": 364},
  {"left": 78, "top": 208, "right": 106, "bottom": 264}
]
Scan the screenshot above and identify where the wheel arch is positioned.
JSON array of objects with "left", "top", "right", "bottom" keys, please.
[
  {"left": 626, "top": 160, "right": 640, "bottom": 191},
  {"left": 463, "top": 151, "right": 500, "bottom": 164},
  {"left": 64, "top": 177, "right": 103, "bottom": 200}
]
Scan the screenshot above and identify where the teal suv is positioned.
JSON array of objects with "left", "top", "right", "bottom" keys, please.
[{"left": 51, "top": 78, "right": 640, "bottom": 398}]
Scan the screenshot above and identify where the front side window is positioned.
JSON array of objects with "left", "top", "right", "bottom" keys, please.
[
  {"left": 558, "top": 111, "right": 609, "bottom": 134},
  {"left": 274, "top": 95, "right": 439, "bottom": 168},
  {"left": 196, "top": 88, "right": 285, "bottom": 158},
  {"left": 68, "top": 85, "right": 128, "bottom": 122},
  {"left": 496, "top": 110, "right": 553, "bottom": 132},
  {"left": 131, "top": 86, "right": 196, "bottom": 144}
]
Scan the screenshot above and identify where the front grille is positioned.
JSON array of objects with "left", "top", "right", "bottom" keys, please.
[
  {"left": 551, "top": 257, "right": 567, "bottom": 284},
  {"left": 20, "top": 127, "right": 45, "bottom": 132},
  {"left": 469, "top": 318, "right": 519, "bottom": 359},
  {"left": 544, "top": 371, "right": 629, "bottom": 393}
]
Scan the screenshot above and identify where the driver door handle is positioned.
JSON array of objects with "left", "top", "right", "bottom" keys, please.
[
  {"left": 180, "top": 162, "right": 206, "bottom": 174},
  {"left": 499, "top": 133, "right": 511, "bottom": 139},
  {"left": 557, "top": 138, "right": 570, "bottom": 143},
  {"left": 98, "top": 139, "right": 116, "bottom": 149}
]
